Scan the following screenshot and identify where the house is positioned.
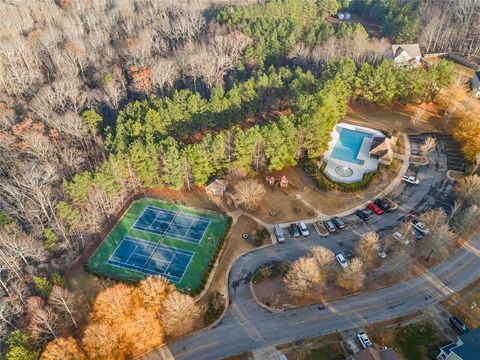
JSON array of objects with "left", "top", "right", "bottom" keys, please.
[
  {"left": 471, "top": 71, "right": 480, "bottom": 98},
  {"left": 437, "top": 327, "right": 480, "bottom": 360},
  {"left": 369, "top": 135, "right": 397, "bottom": 165},
  {"left": 351, "top": 346, "right": 401, "bottom": 360},
  {"left": 390, "top": 44, "right": 422, "bottom": 67},
  {"left": 205, "top": 178, "right": 227, "bottom": 196}
]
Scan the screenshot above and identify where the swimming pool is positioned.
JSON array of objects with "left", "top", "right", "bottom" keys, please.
[{"left": 330, "top": 128, "right": 373, "bottom": 165}]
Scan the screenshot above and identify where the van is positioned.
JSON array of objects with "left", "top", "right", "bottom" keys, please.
[{"left": 274, "top": 225, "right": 285, "bottom": 243}]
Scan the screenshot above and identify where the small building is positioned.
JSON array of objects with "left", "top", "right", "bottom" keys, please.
[
  {"left": 205, "top": 178, "right": 227, "bottom": 196},
  {"left": 337, "top": 12, "right": 345, "bottom": 20},
  {"left": 471, "top": 71, "right": 480, "bottom": 98},
  {"left": 351, "top": 346, "right": 401, "bottom": 360},
  {"left": 390, "top": 44, "right": 422, "bottom": 67},
  {"left": 369, "top": 135, "right": 397, "bottom": 165},
  {"left": 345, "top": 12, "right": 352, "bottom": 19},
  {"left": 437, "top": 327, "right": 480, "bottom": 360}
]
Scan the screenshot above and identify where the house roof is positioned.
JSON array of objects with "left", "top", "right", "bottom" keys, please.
[
  {"left": 369, "top": 137, "right": 389, "bottom": 158},
  {"left": 391, "top": 44, "right": 421, "bottom": 58},
  {"left": 353, "top": 347, "right": 401, "bottom": 360},
  {"left": 205, "top": 178, "right": 227, "bottom": 192},
  {"left": 451, "top": 327, "right": 480, "bottom": 359}
]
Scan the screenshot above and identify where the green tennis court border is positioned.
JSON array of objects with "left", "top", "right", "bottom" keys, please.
[{"left": 88, "top": 198, "right": 228, "bottom": 292}]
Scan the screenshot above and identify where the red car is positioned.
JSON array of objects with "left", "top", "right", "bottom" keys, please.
[{"left": 367, "top": 202, "right": 383, "bottom": 215}]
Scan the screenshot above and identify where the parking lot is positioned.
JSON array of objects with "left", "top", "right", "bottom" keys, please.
[{"left": 274, "top": 133, "right": 461, "bottom": 258}]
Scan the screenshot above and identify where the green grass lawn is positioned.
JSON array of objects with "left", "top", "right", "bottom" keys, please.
[
  {"left": 89, "top": 198, "right": 227, "bottom": 292},
  {"left": 394, "top": 322, "right": 448, "bottom": 360}
]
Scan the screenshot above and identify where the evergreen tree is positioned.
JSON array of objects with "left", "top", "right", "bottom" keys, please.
[
  {"left": 233, "top": 126, "right": 262, "bottom": 173},
  {"left": 203, "top": 133, "right": 228, "bottom": 172},
  {"left": 160, "top": 138, "right": 183, "bottom": 190},
  {"left": 184, "top": 143, "right": 213, "bottom": 186},
  {"left": 128, "top": 142, "right": 160, "bottom": 187}
]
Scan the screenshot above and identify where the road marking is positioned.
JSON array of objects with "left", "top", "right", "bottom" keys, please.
[{"left": 288, "top": 251, "right": 479, "bottom": 327}]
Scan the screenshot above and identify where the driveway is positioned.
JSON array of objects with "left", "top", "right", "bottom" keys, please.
[{"left": 142, "top": 135, "right": 476, "bottom": 360}]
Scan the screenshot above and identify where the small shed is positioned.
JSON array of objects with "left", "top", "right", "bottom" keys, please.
[
  {"left": 205, "top": 178, "right": 227, "bottom": 196},
  {"left": 344, "top": 12, "right": 351, "bottom": 19},
  {"left": 337, "top": 12, "right": 345, "bottom": 20}
]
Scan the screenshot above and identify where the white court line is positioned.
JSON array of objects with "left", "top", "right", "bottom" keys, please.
[
  {"left": 177, "top": 251, "right": 194, "bottom": 284},
  {"left": 147, "top": 205, "right": 211, "bottom": 223},
  {"left": 132, "top": 206, "right": 150, "bottom": 229},
  {"left": 107, "top": 236, "right": 136, "bottom": 263},
  {"left": 106, "top": 260, "right": 181, "bottom": 282}
]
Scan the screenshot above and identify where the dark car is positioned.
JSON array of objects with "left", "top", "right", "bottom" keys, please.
[
  {"left": 290, "top": 223, "right": 300, "bottom": 238},
  {"left": 356, "top": 210, "right": 370, "bottom": 222},
  {"left": 324, "top": 219, "right": 337, "bottom": 233},
  {"left": 374, "top": 198, "right": 391, "bottom": 212},
  {"left": 450, "top": 316, "right": 468, "bottom": 334},
  {"left": 343, "top": 249, "right": 354, "bottom": 260},
  {"left": 332, "top": 216, "right": 346, "bottom": 230}
]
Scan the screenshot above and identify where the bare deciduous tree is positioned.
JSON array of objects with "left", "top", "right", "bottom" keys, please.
[
  {"left": 160, "top": 292, "right": 200, "bottom": 337},
  {"left": 310, "top": 246, "right": 335, "bottom": 281},
  {"left": 49, "top": 286, "right": 79, "bottom": 328},
  {"left": 284, "top": 256, "right": 322, "bottom": 296},
  {"left": 410, "top": 108, "right": 424, "bottom": 129},
  {"left": 385, "top": 249, "right": 412, "bottom": 279},
  {"left": 232, "top": 179, "right": 266, "bottom": 211},
  {"left": 336, "top": 258, "right": 365, "bottom": 291},
  {"left": 355, "top": 232, "right": 380, "bottom": 266},
  {"left": 456, "top": 174, "right": 480, "bottom": 205},
  {"left": 420, "top": 136, "right": 437, "bottom": 160}
]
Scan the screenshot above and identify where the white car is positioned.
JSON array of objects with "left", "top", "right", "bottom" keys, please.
[
  {"left": 336, "top": 253, "right": 348, "bottom": 268},
  {"left": 402, "top": 175, "right": 420, "bottom": 185},
  {"left": 393, "top": 231, "right": 409, "bottom": 245},
  {"left": 357, "top": 332, "right": 372, "bottom": 348},
  {"left": 299, "top": 222, "right": 309, "bottom": 237},
  {"left": 411, "top": 219, "right": 429, "bottom": 235}
]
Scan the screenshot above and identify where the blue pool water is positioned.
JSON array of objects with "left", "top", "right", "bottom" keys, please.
[{"left": 330, "top": 128, "right": 372, "bottom": 165}]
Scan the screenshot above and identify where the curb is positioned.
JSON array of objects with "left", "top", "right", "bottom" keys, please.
[{"left": 249, "top": 278, "right": 284, "bottom": 313}]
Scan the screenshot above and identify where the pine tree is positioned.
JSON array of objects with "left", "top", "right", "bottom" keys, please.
[
  {"left": 184, "top": 144, "right": 213, "bottom": 186},
  {"left": 160, "top": 138, "right": 183, "bottom": 190}
]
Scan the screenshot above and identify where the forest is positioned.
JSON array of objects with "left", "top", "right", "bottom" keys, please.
[{"left": 0, "top": 0, "right": 478, "bottom": 358}]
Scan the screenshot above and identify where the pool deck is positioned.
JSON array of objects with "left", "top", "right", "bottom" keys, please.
[{"left": 324, "top": 123, "right": 385, "bottom": 183}]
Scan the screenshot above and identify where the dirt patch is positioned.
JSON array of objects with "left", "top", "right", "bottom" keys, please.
[{"left": 280, "top": 334, "right": 345, "bottom": 360}]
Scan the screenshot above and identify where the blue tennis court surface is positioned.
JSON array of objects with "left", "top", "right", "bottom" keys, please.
[
  {"left": 133, "top": 206, "right": 210, "bottom": 244},
  {"left": 107, "top": 236, "right": 193, "bottom": 282}
]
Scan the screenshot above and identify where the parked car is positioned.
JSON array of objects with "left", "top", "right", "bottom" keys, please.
[
  {"left": 274, "top": 224, "right": 285, "bottom": 243},
  {"left": 324, "top": 219, "right": 337, "bottom": 233},
  {"left": 335, "top": 253, "right": 348, "bottom": 268},
  {"left": 402, "top": 175, "right": 420, "bottom": 185},
  {"left": 357, "top": 332, "right": 372, "bottom": 348},
  {"left": 367, "top": 202, "right": 384, "bottom": 215},
  {"left": 298, "top": 221, "right": 309, "bottom": 237},
  {"left": 412, "top": 227, "right": 423, "bottom": 240},
  {"left": 411, "top": 219, "right": 429, "bottom": 234},
  {"left": 343, "top": 249, "right": 354, "bottom": 260},
  {"left": 290, "top": 223, "right": 300, "bottom": 238},
  {"left": 450, "top": 316, "right": 468, "bottom": 334},
  {"left": 332, "top": 216, "right": 345, "bottom": 230},
  {"left": 393, "top": 231, "right": 409, "bottom": 245},
  {"left": 355, "top": 210, "right": 370, "bottom": 222},
  {"left": 374, "top": 198, "right": 391, "bottom": 212}
]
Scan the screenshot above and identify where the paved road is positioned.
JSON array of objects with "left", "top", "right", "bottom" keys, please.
[{"left": 143, "top": 135, "right": 478, "bottom": 360}]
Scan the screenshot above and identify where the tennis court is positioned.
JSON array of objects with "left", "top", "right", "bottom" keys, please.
[
  {"left": 133, "top": 206, "right": 210, "bottom": 244},
  {"left": 107, "top": 236, "right": 193, "bottom": 282},
  {"left": 89, "top": 198, "right": 228, "bottom": 292}
]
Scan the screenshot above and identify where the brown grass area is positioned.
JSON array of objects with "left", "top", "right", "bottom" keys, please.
[
  {"left": 202, "top": 215, "right": 263, "bottom": 297},
  {"left": 281, "top": 334, "right": 345, "bottom": 360},
  {"left": 346, "top": 103, "right": 443, "bottom": 134},
  {"left": 442, "top": 256, "right": 480, "bottom": 329}
]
